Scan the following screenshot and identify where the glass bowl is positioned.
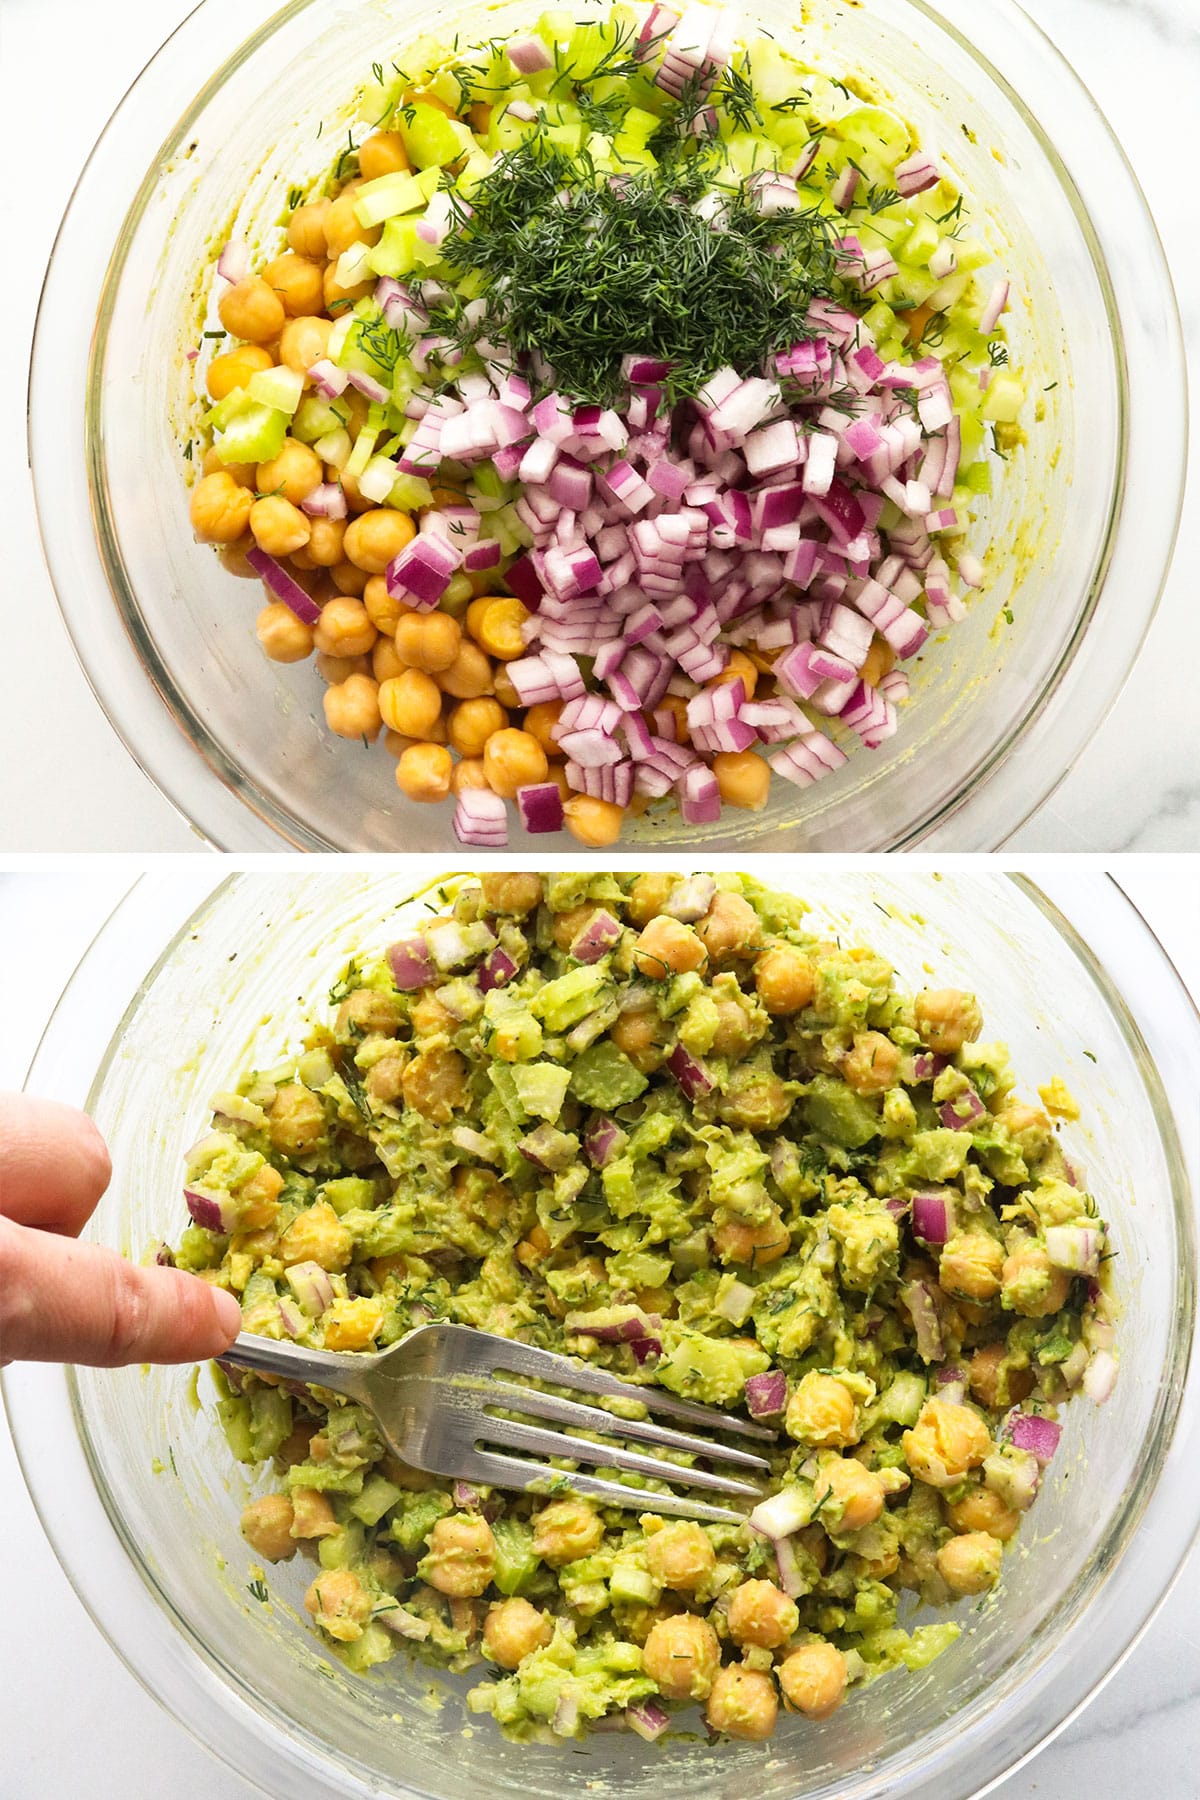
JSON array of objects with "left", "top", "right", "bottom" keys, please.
[
  {"left": 6, "top": 867, "right": 1200, "bottom": 1800},
  {"left": 28, "top": 0, "right": 1186, "bottom": 850}
]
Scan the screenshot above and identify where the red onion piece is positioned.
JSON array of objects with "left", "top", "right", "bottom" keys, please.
[
  {"left": 285, "top": 1260, "right": 334, "bottom": 1318},
  {"left": 477, "top": 946, "right": 519, "bottom": 992},
  {"left": 902, "top": 1280, "right": 944, "bottom": 1363},
  {"left": 584, "top": 1115, "right": 624, "bottom": 1167},
  {"left": 749, "top": 1487, "right": 811, "bottom": 1539},
  {"left": 1007, "top": 1412, "right": 1062, "bottom": 1464},
  {"left": 570, "top": 910, "right": 622, "bottom": 963},
  {"left": 911, "top": 1189, "right": 954, "bottom": 1246},
  {"left": 667, "top": 1042, "right": 714, "bottom": 1098},
  {"left": 937, "top": 1087, "right": 986, "bottom": 1131},
  {"left": 387, "top": 935, "right": 436, "bottom": 990},
  {"left": 245, "top": 549, "right": 322, "bottom": 625},
  {"left": 626, "top": 1700, "right": 670, "bottom": 1742},
  {"left": 516, "top": 782, "right": 564, "bottom": 834},
  {"left": 183, "top": 1186, "right": 237, "bottom": 1233},
  {"left": 745, "top": 1370, "right": 788, "bottom": 1420}
]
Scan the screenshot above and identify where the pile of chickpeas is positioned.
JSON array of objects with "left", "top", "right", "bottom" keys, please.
[{"left": 185, "top": 109, "right": 900, "bottom": 843}]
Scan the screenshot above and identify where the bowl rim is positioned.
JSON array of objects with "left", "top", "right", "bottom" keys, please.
[
  {"left": 4, "top": 867, "right": 1200, "bottom": 1799},
  {"left": 26, "top": 0, "right": 1189, "bottom": 851}
]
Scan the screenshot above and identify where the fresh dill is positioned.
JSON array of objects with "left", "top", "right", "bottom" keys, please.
[
  {"left": 286, "top": 185, "right": 304, "bottom": 211},
  {"left": 987, "top": 339, "right": 1009, "bottom": 367},
  {"left": 440, "top": 134, "right": 848, "bottom": 403},
  {"left": 868, "top": 185, "right": 901, "bottom": 214},
  {"left": 248, "top": 1578, "right": 269, "bottom": 1603}
]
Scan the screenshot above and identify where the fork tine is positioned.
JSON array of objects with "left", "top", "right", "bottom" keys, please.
[
  {"left": 454, "top": 1376, "right": 771, "bottom": 1472},
  {"left": 476, "top": 1413, "right": 765, "bottom": 1498},
  {"left": 441, "top": 1327, "right": 776, "bottom": 1441},
  {"left": 457, "top": 1448, "right": 751, "bottom": 1525}
]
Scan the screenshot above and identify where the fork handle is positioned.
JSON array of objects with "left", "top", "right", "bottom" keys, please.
[{"left": 220, "top": 1331, "right": 373, "bottom": 1403}]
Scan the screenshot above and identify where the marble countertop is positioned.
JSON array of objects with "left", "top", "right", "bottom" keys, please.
[
  {"left": 2, "top": 863, "right": 1198, "bottom": 1797},
  {"left": 0, "top": 0, "right": 1196, "bottom": 850}
]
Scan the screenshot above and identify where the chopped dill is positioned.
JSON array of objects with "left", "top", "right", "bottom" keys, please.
[
  {"left": 286, "top": 185, "right": 303, "bottom": 211},
  {"left": 440, "top": 133, "right": 847, "bottom": 403},
  {"left": 987, "top": 339, "right": 1009, "bottom": 367}
]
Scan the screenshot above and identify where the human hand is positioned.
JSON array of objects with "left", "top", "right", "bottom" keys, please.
[{"left": 0, "top": 1093, "right": 242, "bottom": 1366}]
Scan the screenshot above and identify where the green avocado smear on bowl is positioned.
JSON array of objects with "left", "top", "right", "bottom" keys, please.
[
  {"left": 187, "top": 3, "right": 1026, "bottom": 848},
  {"left": 164, "top": 871, "right": 1115, "bottom": 1745}
]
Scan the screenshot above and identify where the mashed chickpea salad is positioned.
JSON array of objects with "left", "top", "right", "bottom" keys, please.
[
  {"left": 161, "top": 871, "right": 1116, "bottom": 1746},
  {"left": 185, "top": 2, "right": 1023, "bottom": 847}
]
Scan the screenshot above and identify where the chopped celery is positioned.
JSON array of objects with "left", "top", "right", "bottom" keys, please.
[
  {"left": 353, "top": 165, "right": 441, "bottom": 229},
  {"left": 247, "top": 365, "right": 304, "bottom": 415}
]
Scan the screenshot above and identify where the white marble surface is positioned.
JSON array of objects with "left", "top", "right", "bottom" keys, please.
[
  {"left": 1, "top": 863, "right": 1198, "bottom": 1798},
  {"left": 0, "top": 0, "right": 1197, "bottom": 851}
]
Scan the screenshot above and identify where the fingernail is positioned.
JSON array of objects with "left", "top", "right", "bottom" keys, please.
[{"left": 211, "top": 1287, "right": 243, "bottom": 1345}]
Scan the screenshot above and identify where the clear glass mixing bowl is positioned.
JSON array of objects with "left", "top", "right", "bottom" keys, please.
[
  {"left": 5, "top": 868, "right": 1199, "bottom": 1800},
  {"left": 28, "top": 0, "right": 1185, "bottom": 849}
]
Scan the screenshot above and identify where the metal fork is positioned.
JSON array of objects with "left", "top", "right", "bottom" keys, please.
[{"left": 220, "top": 1322, "right": 776, "bottom": 1523}]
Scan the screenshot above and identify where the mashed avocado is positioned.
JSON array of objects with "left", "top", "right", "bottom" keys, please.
[{"left": 173, "top": 869, "right": 1116, "bottom": 1746}]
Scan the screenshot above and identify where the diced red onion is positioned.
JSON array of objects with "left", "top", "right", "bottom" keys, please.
[
  {"left": 667, "top": 1042, "right": 713, "bottom": 1098},
  {"left": 388, "top": 935, "right": 436, "bottom": 990},
  {"left": 1083, "top": 1350, "right": 1117, "bottom": 1404},
  {"left": 246, "top": 548, "right": 322, "bottom": 625},
  {"left": 745, "top": 1370, "right": 788, "bottom": 1420},
  {"left": 584, "top": 1115, "right": 625, "bottom": 1167},
  {"left": 938, "top": 1087, "right": 986, "bottom": 1131},
  {"left": 1007, "top": 1412, "right": 1062, "bottom": 1464},
  {"left": 749, "top": 1487, "right": 811, "bottom": 1539},
  {"left": 477, "top": 946, "right": 519, "bottom": 992},
  {"left": 911, "top": 1189, "right": 955, "bottom": 1245},
  {"left": 183, "top": 1187, "right": 237, "bottom": 1234},
  {"left": 626, "top": 1700, "right": 670, "bottom": 1742}
]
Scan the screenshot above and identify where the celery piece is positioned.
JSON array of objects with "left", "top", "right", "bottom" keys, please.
[
  {"left": 400, "top": 103, "right": 473, "bottom": 170},
  {"left": 213, "top": 403, "right": 288, "bottom": 466},
  {"left": 348, "top": 1474, "right": 405, "bottom": 1527},
  {"left": 569, "top": 1040, "right": 648, "bottom": 1108},
  {"left": 353, "top": 164, "right": 441, "bottom": 229},
  {"left": 510, "top": 1061, "right": 572, "bottom": 1123},
  {"left": 492, "top": 1518, "right": 540, "bottom": 1594},
  {"left": 247, "top": 364, "right": 304, "bottom": 415},
  {"left": 532, "top": 963, "right": 611, "bottom": 1031}
]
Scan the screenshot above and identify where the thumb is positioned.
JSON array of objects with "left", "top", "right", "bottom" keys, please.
[{"left": 0, "top": 1216, "right": 242, "bottom": 1367}]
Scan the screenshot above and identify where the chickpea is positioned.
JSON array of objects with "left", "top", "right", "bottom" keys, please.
[
  {"left": 396, "top": 611, "right": 462, "bottom": 673},
  {"left": 305, "top": 1566, "right": 372, "bottom": 1641},
  {"left": 609, "top": 1008, "right": 667, "bottom": 1075},
  {"left": 218, "top": 276, "right": 286, "bottom": 344},
  {"left": 859, "top": 635, "right": 895, "bottom": 687},
  {"left": 240, "top": 1493, "right": 296, "bottom": 1562},
  {"left": 1001, "top": 1242, "right": 1072, "bottom": 1318},
  {"left": 705, "top": 1665, "right": 778, "bottom": 1740},
  {"left": 261, "top": 251, "right": 324, "bottom": 318},
  {"left": 424, "top": 1513, "right": 496, "bottom": 1598},
  {"left": 968, "top": 1343, "right": 1035, "bottom": 1411},
  {"left": 448, "top": 696, "right": 508, "bottom": 758},
  {"left": 484, "top": 728, "right": 549, "bottom": 799},
  {"left": 696, "top": 891, "right": 762, "bottom": 967},
  {"left": 358, "top": 130, "right": 410, "bottom": 179},
  {"left": 711, "top": 648, "right": 759, "bottom": 700},
  {"left": 206, "top": 342, "right": 274, "bottom": 401},
  {"left": 713, "top": 749, "right": 771, "bottom": 811},
  {"left": 820, "top": 1456, "right": 885, "bottom": 1533},
  {"left": 902, "top": 1398, "right": 992, "bottom": 1489},
  {"left": 939, "top": 1231, "right": 1005, "bottom": 1302},
  {"left": 483, "top": 1597, "right": 552, "bottom": 1669},
  {"left": 778, "top": 1642, "right": 847, "bottom": 1719},
  {"left": 437, "top": 640, "right": 495, "bottom": 700},
  {"left": 373, "top": 637, "right": 408, "bottom": 684},
  {"left": 645, "top": 1522, "right": 715, "bottom": 1594},
  {"left": 314, "top": 597, "right": 377, "bottom": 659},
  {"left": 396, "top": 742, "right": 453, "bottom": 802},
  {"left": 533, "top": 1499, "right": 604, "bottom": 1568},
  {"left": 754, "top": 942, "right": 816, "bottom": 1015},
  {"left": 237, "top": 1162, "right": 283, "bottom": 1229},
  {"left": 473, "top": 596, "right": 531, "bottom": 660},
  {"left": 842, "top": 1031, "right": 901, "bottom": 1095},
  {"left": 201, "top": 445, "right": 255, "bottom": 485},
  {"left": 324, "top": 190, "right": 381, "bottom": 257},
  {"left": 727, "top": 1579, "right": 799, "bottom": 1649},
  {"left": 522, "top": 700, "right": 564, "bottom": 755},
  {"left": 451, "top": 757, "right": 490, "bottom": 793},
  {"left": 712, "top": 1207, "right": 790, "bottom": 1267},
  {"left": 336, "top": 988, "right": 404, "bottom": 1036},
  {"left": 288, "top": 197, "right": 332, "bottom": 259},
  {"left": 947, "top": 1486, "right": 1020, "bottom": 1542},
  {"left": 381, "top": 669, "right": 443, "bottom": 739},
  {"left": 268, "top": 1083, "right": 326, "bottom": 1158},
  {"left": 914, "top": 988, "right": 984, "bottom": 1055},
  {"left": 323, "top": 673, "right": 382, "bottom": 741},
  {"left": 362, "top": 574, "right": 406, "bottom": 636},
  {"left": 411, "top": 990, "right": 457, "bottom": 1037},
  {"left": 280, "top": 314, "right": 334, "bottom": 375},
  {"left": 279, "top": 1199, "right": 352, "bottom": 1271},
  {"left": 290, "top": 1486, "right": 337, "bottom": 1538},
  {"left": 642, "top": 1614, "right": 721, "bottom": 1701},
  {"left": 492, "top": 662, "right": 521, "bottom": 709},
  {"left": 316, "top": 651, "right": 370, "bottom": 686},
  {"left": 786, "top": 1373, "right": 859, "bottom": 1448},
  {"left": 633, "top": 915, "right": 707, "bottom": 980},
  {"left": 305, "top": 517, "right": 346, "bottom": 568},
  {"left": 563, "top": 796, "right": 625, "bottom": 846},
  {"left": 711, "top": 993, "right": 766, "bottom": 1060},
  {"left": 937, "top": 1530, "right": 1003, "bottom": 1596},
  {"left": 626, "top": 874, "right": 679, "bottom": 928},
  {"left": 401, "top": 1044, "right": 468, "bottom": 1121},
  {"left": 189, "top": 470, "right": 254, "bottom": 544},
  {"left": 480, "top": 873, "right": 543, "bottom": 915},
  {"left": 344, "top": 509, "right": 417, "bottom": 575},
  {"left": 250, "top": 495, "right": 311, "bottom": 558},
  {"left": 331, "top": 559, "right": 368, "bottom": 595},
  {"left": 324, "top": 1295, "right": 384, "bottom": 1349},
  {"left": 255, "top": 439, "right": 322, "bottom": 507}
]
